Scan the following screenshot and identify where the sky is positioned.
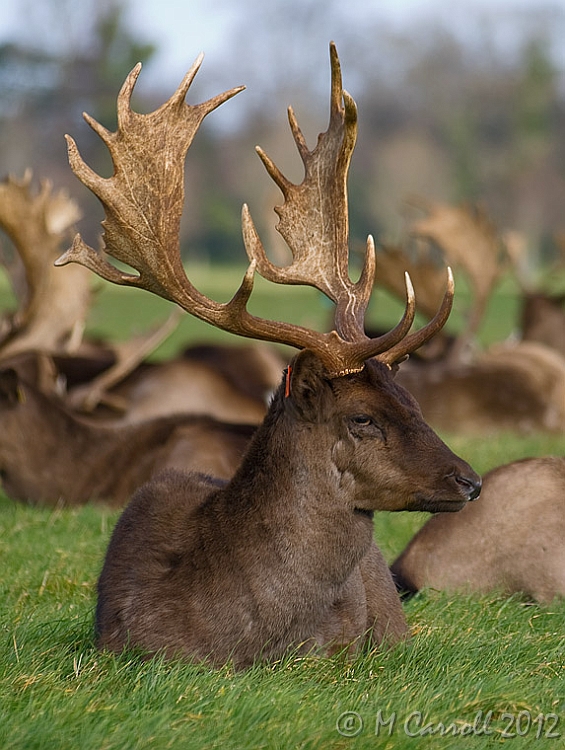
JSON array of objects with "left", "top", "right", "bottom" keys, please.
[
  {"left": 1, "top": 0, "right": 565, "bottom": 90},
  {"left": 117, "top": 0, "right": 565, "bottom": 87}
]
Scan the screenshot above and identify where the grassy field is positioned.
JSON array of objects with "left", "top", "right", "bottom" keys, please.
[{"left": 0, "top": 265, "right": 564, "bottom": 749}]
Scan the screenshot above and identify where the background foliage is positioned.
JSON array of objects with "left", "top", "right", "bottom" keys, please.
[{"left": 1, "top": 0, "right": 565, "bottom": 265}]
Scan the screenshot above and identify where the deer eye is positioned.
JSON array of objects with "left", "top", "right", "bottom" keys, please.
[
  {"left": 347, "top": 414, "right": 386, "bottom": 441},
  {"left": 351, "top": 415, "right": 372, "bottom": 426}
]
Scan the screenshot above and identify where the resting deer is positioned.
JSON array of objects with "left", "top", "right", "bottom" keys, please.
[
  {"left": 504, "top": 229, "right": 565, "bottom": 357},
  {"left": 391, "top": 456, "right": 565, "bottom": 604},
  {"left": 66, "top": 341, "right": 286, "bottom": 424},
  {"left": 0, "top": 366, "right": 256, "bottom": 506},
  {"left": 374, "top": 207, "right": 565, "bottom": 434},
  {"left": 57, "top": 44, "right": 481, "bottom": 667}
]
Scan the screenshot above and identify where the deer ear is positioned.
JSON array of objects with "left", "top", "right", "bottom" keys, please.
[
  {"left": 286, "top": 349, "right": 333, "bottom": 421},
  {"left": 0, "top": 369, "right": 24, "bottom": 405}
]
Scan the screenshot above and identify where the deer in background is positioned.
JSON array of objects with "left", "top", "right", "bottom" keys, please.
[
  {"left": 0, "top": 365, "right": 256, "bottom": 506},
  {"left": 504, "top": 228, "right": 565, "bottom": 357},
  {"left": 65, "top": 339, "right": 285, "bottom": 424},
  {"left": 0, "top": 171, "right": 285, "bottom": 425},
  {"left": 57, "top": 43, "right": 481, "bottom": 667},
  {"left": 374, "top": 202, "right": 565, "bottom": 434},
  {"left": 391, "top": 456, "right": 565, "bottom": 604},
  {"left": 0, "top": 177, "right": 276, "bottom": 506}
]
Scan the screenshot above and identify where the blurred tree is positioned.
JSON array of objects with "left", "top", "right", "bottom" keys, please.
[
  {"left": 514, "top": 35, "right": 556, "bottom": 163},
  {"left": 0, "top": 0, "right": 156, "bottom": 242}
]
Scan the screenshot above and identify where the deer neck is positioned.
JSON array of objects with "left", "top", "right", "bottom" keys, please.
[{"left": 224, "top": 393, "right": 374, "bottom": 586}]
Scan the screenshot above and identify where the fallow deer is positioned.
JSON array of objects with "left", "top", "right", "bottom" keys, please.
[
  {"left": 66, "top": 341, "right": 286, "bottom": 424},
  {"left": 0, "top": 169, "right": 280, "bottom": 426},
  {"left": 57, "top": 44, "right": 481, "bottom": 667},
  {"left": 0, "top": 366, "right": 255, "bottom": 506},
  {"left": 391, "top": 456, "right": 565, "bottom": 604},
  {"left": 373, "top": 205, "right": 565, "bottom": 434},
  {"left": 504, "top": 228, "right": 565, "bottom": 357}
]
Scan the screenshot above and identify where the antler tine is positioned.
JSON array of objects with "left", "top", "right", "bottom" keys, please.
[{"left": 377, "top": 267, "right": 454, "bottom": 366}]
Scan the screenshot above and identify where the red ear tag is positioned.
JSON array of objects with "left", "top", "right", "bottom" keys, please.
[{"left": 284, "top": 365, "right": 292, "bottom": 398}]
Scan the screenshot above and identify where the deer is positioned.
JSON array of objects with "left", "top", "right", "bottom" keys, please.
[
  {"left": 371, "top": 203, "right": 565, "bottom": 434},
  {"left": 0, "top": 170, "right": 285, "bottom": 426},
  {"left": 66, "top": 340, "right": 286, "bottom": 425},
  {"left": 0, "top": 365, "right": 256, "bottom": 506},
  {"left": 56, "top": 43, "right": 481, "bottom": 668},
  {"left": 391, "top": 456, "right": 565, "bottom": 604},
  {"left": 504, "top": 228, "right": 565, "bottom": 357}
]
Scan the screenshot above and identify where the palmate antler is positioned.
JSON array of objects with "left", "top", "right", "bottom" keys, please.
[
  {"left": 57, "top": 43, "right": 453, "bottom": 376},
  {"left": 407, "top": 197, "right": 508, "bottom": 347},
  {"left": 0, "top": 170, "right": 91, "bottom": 357}
]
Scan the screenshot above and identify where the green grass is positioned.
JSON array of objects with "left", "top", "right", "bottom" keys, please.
[{"left": 1, "top": 265, "right": 564, "bottom": 749}]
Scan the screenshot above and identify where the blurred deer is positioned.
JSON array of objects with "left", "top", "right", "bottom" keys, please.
[
  {"left": 0, "top": 171, "right": 285, "bottom": 424},
  {"left": 391, "top": 456, "right": 565, "bottom": 604},
  {"left": 374, "top": 201, "right": 565, "bottom": 433},
  {"left": 57, "top": 44, "right": 480, "bottom": 667},
  {"left": 504, "top": 229, "right": 565, "bottom": 357},
  {"left": 0, "top": 365, "right": 256, "bottom": 506}
]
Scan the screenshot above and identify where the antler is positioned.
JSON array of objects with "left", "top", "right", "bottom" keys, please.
[
  {"left": 57, "top": 45, "right": 453, "bottom": 376},
  {"left": 66, "top": 309, "right": 183, "bottom": 413},
  {"left": 408, "top": 198, "right": 508, "bottom": 347},
  {"left": 375, "top": 242, "right": 451, "bottom": 322},
  {"left": 0, "top": 170, "right": 91, "bottom": 357}
]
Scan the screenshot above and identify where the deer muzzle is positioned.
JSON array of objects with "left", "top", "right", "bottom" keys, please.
[{"left": 448, "top": 469, "right": 482, "bottom": 502}]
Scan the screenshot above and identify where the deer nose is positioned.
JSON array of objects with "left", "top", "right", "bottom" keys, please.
[{"left": 453, "top": 472, "right": 482, "bottom": 501}]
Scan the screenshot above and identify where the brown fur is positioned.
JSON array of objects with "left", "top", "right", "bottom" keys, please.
[
  {"left": 61, "top": 342, "right": 285, "bottom": 425},
  {"left": 93, "top": 344, "right": 285, "bottom": 425},
  {"left": 520, "top": 293, "right": 565, "bottom": 356},
  {"left": 0, "top": 367, "right": 255, "bottom": 506},
  {"left": 96, "top": 352, "right": 481, "bottom": 668},
  {"left": 396, "top": 341, "right": 565, "bottom": 434},
  {"left": 391, "top": 456, "right": 565, "bottom": 603}
]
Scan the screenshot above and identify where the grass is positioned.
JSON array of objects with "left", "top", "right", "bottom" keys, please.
[{"left": 0, "top": 265, "right": 564, "bottom": 749}]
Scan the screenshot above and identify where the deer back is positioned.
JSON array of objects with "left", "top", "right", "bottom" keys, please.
[
  {"left": 396, "top": 340, "right": 565, "bottom": 434},
  {"left": 0, "top": 366, "right": 255, "bottom": 506},
  {"left": 391, "top": 456, "right": 565, "bottom": 604}
]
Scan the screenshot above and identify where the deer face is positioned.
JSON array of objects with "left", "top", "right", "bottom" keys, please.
[{"left": 288, "top": 351, "right": 481, "bottom": 514}]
